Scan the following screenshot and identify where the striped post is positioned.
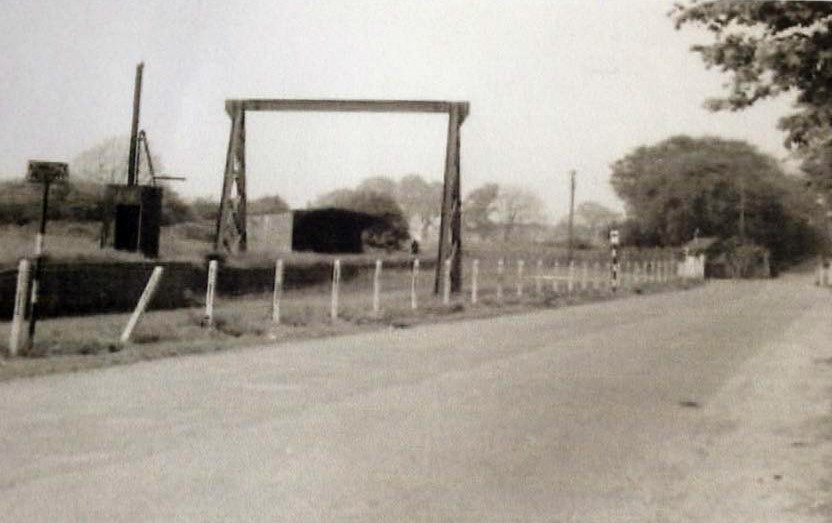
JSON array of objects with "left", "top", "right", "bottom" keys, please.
[
  {"left": 272, "top": 259, "right": 284, "bottom": 324},
  {"left": 8, "top": 259, "right": 31, "bottom": 357}
]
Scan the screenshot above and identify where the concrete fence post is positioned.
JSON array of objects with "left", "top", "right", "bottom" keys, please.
[
  {"left": 593, "top": 261, "right": 601, "bottom": 292},
  {"left": 331, "top": 259, "right": 341, "bottom": 321},
  {"left": 204, "top": 260, "right": 218, "bottom": 328},
  {"left": 121, "top": 266, "right": 164, "bottom": 344},
  {"left": 272, "top": 259, "right": 284, "bottom": 324},
  {"left": 497, "top": 258, "right": 505, "bottom": 301},
  {"left": 373, "top": 259, "right": 382, "bottom": 316},
  {"left": 471, "top": 259, "right": 479, "bottom": 304},
  {"left": 411, "top": 259, "right": 419, "bottom": 310},
  {"left": 516, "top": 259, "right": 525, "bottom": 297},
  {"left": 581, "top": 261, "right": 589, "bottom": 292},
  {"left": 8, "top": 259, "right": 31, "bottom": 357}
]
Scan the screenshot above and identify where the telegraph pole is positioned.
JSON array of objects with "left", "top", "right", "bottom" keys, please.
[
  {"left": 567, "top": 169, "right": 576, "bottom": 263},
  {"left": 127, "top": 62, "right": 144, "bottom": 186}
]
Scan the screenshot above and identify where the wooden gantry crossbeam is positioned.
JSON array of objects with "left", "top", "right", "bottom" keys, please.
[{"left": 214, "top": 98, "right": 470, "bottom": 293}]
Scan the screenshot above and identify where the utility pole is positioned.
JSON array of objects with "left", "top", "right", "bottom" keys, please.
[
  {"left": 567, "top": 169, "right": 576, "bottom": 263},
  {"left": 127, "top": 62, "right": 144, "bottom": 186}
]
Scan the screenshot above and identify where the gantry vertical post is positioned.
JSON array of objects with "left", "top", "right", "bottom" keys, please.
[
  {"left": 435, "top": 103, "right": 464, "bottom": 294},
  {"left": 214, "top": 104, "right": 248, "bottom": 252}
]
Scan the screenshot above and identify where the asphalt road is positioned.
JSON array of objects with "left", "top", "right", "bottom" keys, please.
[{"left": 1, "top": 277, "right": 831, "bottom": 522}]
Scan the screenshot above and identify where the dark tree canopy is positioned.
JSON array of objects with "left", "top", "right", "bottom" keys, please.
[
  {"left": 611, "top": 135, "right": 824, "bottom": 266},
  {"left": 673, "top": 1, "right": 832, "bottom": 152}
]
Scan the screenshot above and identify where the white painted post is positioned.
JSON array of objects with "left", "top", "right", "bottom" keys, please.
[
  {"left": 411, "top": 259, "right": 419, "bottom": 310},
  {"left": 331, "top": 259, "right": 341, "bottom": 321},
  {"left": 204, "top": 260, "right": 218, "bottom": 327},
  {"left": 497, "top": 258, "right": 505, "bottom": 301},
  {"left": 372, "top": 259, "right": 382, "bottom": 316},
  {"left": 443, "top": 258, "right": 452, "bottom": 305},
  {"left": 8, "top": 259, "right": 31, "bottom": 356},
  {"left": 120, "top": 266, "right": 164, "bottom": 344},
  {"left": 568, "top": 260, "right": 575, "bottom": 295},
  {"left": 272, "top": 259, "right": 284, "bottom": 324},
  {"left": 516, "top": 259, "right": 525, "bottom": 297},
  {"left": 535, "top": 259, "right": 543, "bottom": 296},
  {"left": 471, "top": 259, "right": 479, "bottom": 304}
]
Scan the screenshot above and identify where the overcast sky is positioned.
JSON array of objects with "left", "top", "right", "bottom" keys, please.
[{"left": 0, "top": 0, "right": 796, "bottom": 220}]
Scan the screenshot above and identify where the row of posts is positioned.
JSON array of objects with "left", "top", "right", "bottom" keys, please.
[{"left": 8, "top": 255, "right": 685, "bottom": 355}]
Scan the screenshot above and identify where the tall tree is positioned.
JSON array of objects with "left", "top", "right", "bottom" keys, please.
[
  {"left": 493, "top": 185, "right": 546, "bottom": 242},
  {"left": 575, "top": 201, "right": 621, "bottom": 241},
  {"left": 611, "top": 135, "right": 823, "bottom": 265},
  {"left": 70, "top": 135, "right": 163, "bottom": 185},
  {"left": 396, "top": 174, "right": 443, "bottom": 241},
  {"left": 463, "top": 183, "right": 500, "bottom": 236}
]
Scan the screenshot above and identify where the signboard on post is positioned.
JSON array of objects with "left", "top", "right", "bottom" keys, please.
[{"left": 27, "top": 161, "right": 69, "bottom": 183}]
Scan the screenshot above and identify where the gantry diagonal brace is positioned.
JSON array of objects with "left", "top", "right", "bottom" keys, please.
[{"left": 214, "top": 98, "right": 469, "bottom": 293}]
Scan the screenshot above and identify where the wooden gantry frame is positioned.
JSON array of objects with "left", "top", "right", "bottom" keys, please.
[{"left": 214, "top": 98, "right": 470, "bottom": 293}]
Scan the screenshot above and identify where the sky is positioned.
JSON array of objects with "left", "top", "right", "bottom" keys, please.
[{"left": 0, "top": 0, "right": 797, "bottom": 221}]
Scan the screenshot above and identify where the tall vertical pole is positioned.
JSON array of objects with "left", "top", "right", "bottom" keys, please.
[
  {"left": 25, "top": 180, "right": 51, "bottom": 353},
  {"left": 567, "top": 169, "right": 576, "bottom": 264},
  {"left": 436, "top": 105, "right": 463, "bottom": 294},
  {"left": 127, "top": 62, "right": 144, "bottom": 186}
]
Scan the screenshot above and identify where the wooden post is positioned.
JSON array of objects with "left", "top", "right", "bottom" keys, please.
[
  {"left": 516, "top": 259, "right": 525, "bottom": 297},
  {"left": 471, "top": 259, "right": 479, "bottom": 304},
  {"left": 443, "top": 258, "right": 452, "bottom": 305},
  {"left": 411, "top": 259, "right": 419, "bottom": 310},
  {"left": 8, "top": 259, "right": 31, "bottom": 357},
  {"left": 120, "top": 266, "right": 163, "bottom": 344},
  {"left": 593, "top": 261, "right": 601, "bottom": 291},
  {"left": 373, "top": 259, "right": 382, "bottom": 316},
  {"left": 497, "top": 258, "right": 505, "bottom": 301},
  {"left": 272, "top": 259, "right": 284, "bottom": 324},
  {"left": 204, "top": 260, "right": 218, "bottom": 327},
  {"left": 331, "top": 259, "right": 341, "bottom": 321},
  {"left": 535, "top": 259, "right": 543, "bottom": 296},
  {"left": 436, "top": 104, "right": 464, "bottom": 294}
]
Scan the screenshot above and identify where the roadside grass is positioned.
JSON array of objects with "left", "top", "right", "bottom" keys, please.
[{"left": 0, "top": 258, "right": 696, "bottom": 381}]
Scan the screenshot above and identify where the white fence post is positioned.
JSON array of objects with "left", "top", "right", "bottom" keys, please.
[
  {"left": 204, "top": 260, "right": 218, "bottom": 327},
  {"left": 272, "top": 259, "right": 284, "bottom": 324},
  {"left": 516, "top": 259, "right": 525, "bottom": 297},
  {"left": 411, "top": 259, "right": 419, "bottom": 310},
  {"left": 373, "top": 259, "right": 382, "bottom": 316},
  {"left": 121, "top": 266, "right": 164, "bottom": 344},
  {"left": 497, "top": 258, "right": 505, "bottom": 301},
  {"left": 331, "top": 259, "right": 341, "bottom": 321},
  {"left": 471, "top": 259, "right": 479, "bottom": 304},
  {"left": 8, "top": 259, "right": 31, "bottom": 357}
]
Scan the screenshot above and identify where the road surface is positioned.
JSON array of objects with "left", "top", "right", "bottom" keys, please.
[{"left": 1, "top": 277, "right": 831, "bottom": 522}]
